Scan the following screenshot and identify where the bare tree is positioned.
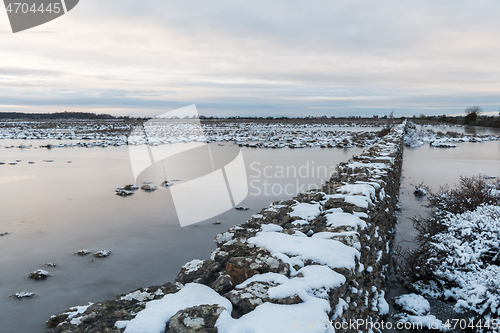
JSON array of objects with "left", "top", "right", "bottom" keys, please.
[{"left": 464, "top": 106, "right": 482, "bottom": 124}]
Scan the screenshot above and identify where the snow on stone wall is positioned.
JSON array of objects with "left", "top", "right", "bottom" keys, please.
[{"left": 48, "top": 122, "right": 406, "bottom": 333}]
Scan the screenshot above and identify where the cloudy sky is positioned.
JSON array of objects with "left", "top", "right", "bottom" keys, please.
[{"left": 1, "top": 0, "right": 500, "bottom": 117}]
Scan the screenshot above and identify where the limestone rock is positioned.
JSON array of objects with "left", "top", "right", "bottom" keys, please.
[
  {"left": 225, "top": 281, "right": 302, "bottom": 317},
  {"left": 176, "top": 260, "right": 222, "bottom": 286},
  {"left": 167, "top": 304, "right": 225, "bottom": 333},
  {"left": 210, "top": 274, "right": 233, "bottom": 295}
]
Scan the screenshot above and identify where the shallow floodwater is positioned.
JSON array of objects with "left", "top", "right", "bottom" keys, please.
[
  {"left": 419, "top": 124, "right": 500, "bottom": 136},
  {"left": 0, "top": 140, "right": 361, "bottom": 333},
  {"left": 384, "top": 141, "right": 500, "bottom": 332}
]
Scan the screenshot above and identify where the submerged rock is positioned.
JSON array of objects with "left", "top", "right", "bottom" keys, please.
[
  {"left": 28, "top": 269, "right": 50, "bottom": 280},
  {"left": 74, "top": 249, "right": 91, "bottom": 256},
  {"left": 10, "top": 291, "right": 36, "bottom": 299},
  {"left": 115, "top": 188, "right": 134, "bottom": 196},
  {"left": 141, "top": 183, "right": 158, "bottom": 191},
  {"left": 161, "top": 180, "right": 174, "bottom": 187},
  {"left": 430, "top": 141, "right": 457, "bottom": 148},
  {"left": 123, "top": 184, "right": 139, "bottom": 191},
  {"left": 414, "top": 187, "right": 427, "bottom": 196},
  {"left": 93, "top": 250, "right": 112, "bottom": 258}
]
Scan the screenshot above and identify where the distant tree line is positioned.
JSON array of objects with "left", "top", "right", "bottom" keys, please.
[
  {"left": 0, "top": 111, "right": 121, "bottom": 119},
  {"left": 412, "top": 106, "right": 500, "bottom": 128}
]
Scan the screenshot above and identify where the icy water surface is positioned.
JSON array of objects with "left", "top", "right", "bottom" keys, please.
[
  {"left": 0, "top": 141, "right": 361, "bottom": 333},
  {"left": 384, "top": 141, "right": 500, "bottom": 332},
  {"left": 419, "top": 124, "right": 500, "bottom": 136}
]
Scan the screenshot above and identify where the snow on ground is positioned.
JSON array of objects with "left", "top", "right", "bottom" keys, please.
[
  {"left": 412, "top": 205, "right": 500, "bottom": 323},
  {"left": 0, "top": 119, "right": 383, "bottom": 149},
  {"left": 404, "top": 121, "right": 500, "bottom": 148},
  {"left": 396, "top": 314, "right": 449, "bottom": 332},
  {"left": 394, "top": 293, "right": 430, "bottom": 316}
]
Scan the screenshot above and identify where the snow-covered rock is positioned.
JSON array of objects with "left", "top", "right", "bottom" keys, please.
[{"left": 394, "top": 293, "right": 430, "bottom": 316}]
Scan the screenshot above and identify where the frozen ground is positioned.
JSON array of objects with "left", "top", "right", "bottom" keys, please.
[
  {"left": 0, "top": 118, "right": 388, "bottom": 149},
  {"left": 404, "top": 122, "right": 500, "bottom": 148}
]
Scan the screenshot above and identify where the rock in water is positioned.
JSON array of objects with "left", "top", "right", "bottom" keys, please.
[
  {"left": 161, "top": 180, "right": 174, "bottom": 187},
  {"left": 27, "top": 269, "right": 50, "bottom": 280},
  {"left": 141, "top": 183, "right": 158, "bottom": 191},
  {"left": 115, "top": 188, "right": 134, "bottom": 196},
  {"left": 414, "top": 187, "right": 427, "bottom": 196}
]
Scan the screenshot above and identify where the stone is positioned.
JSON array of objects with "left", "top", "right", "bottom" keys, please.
[
  {"left": 167, "top": 304, "right": 225, "bottom": 333},
  {"left": 225, "top": 281, "right": 302, "bottom": 317},
  {"left": 210, "top": 274, "right": 233, "bottom": 294},
  {"left": 176, "top": 260, "right": 222, "bottom": 286},
  {"left": 225, "top": 262, "right": 258, "bottom": 286},
  {"left": 115, "top": 188, "right": 134, "bottom": 196},
  {"left": 141, "top": 183, "right": 158, "bottom": 191}
]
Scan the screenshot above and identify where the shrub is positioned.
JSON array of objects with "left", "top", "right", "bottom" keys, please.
[
  {"left": 394, "top": 176, "right": 500, "bottom": 284},
  {"left": 464, "top": 106, "right": 483, "bottom": 124}
]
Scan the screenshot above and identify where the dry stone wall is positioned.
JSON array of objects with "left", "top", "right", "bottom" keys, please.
[{"left": 48, "top": 122, "right": 406, "bottom": 333}]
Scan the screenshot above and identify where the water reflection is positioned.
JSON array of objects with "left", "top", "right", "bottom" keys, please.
[
  {"left": 385, "top": 141, "right": 500, "bottom": 332},
  {"left": 0, "top": 141, "right": 361, "bottom": 333}
]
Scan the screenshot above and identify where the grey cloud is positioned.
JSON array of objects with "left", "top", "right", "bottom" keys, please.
[
  {"left": 0, "top": 67, "right": 62, "bottom": 76},
  {"left": 2, "top": 0, "right": 500, "bottom": 116}
]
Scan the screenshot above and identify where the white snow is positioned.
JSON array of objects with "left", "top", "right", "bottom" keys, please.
[
  {"left": 248, "top": 229, "right": 359, "bottom": 271},
  {"left": 377, "top": 291, "right": 389, "bottom": 315},
  {"left": 394, "top": 293, "right": 430, "bottom": 316},
  {"left": 325, "top": 209, "right": 367, "bottom": 230},
  {"left": 58, "top": 302, "right": 93, "bottom": 326},
  {"left": 117, "top": 283, "right": 232, "bottom": 333},
  {"left": 403, "top": 121, "right": 498, "bottom": 149},
  {"left": 261, "top": 224, "right": 283, "bottom": 233},
  {"left": 412, "top": 204, "right": 500, "bottom": 321},
  {"left": 291, "top": 219, "right": 309, "bottom": 226},
  {"left": 218, "top": 267, "right": 340, "bottom": 333},
  {"left": 289, "top": 202, "right": 321, "bottom": 221},
  {"left": 181, "top": 259, "right": 204, "bottom": 274},
  {"left": 121, "top": 290, "right": 154, "bottom": 302},
  {"left": 11, "top": 291, "right": 35, "bottom": 298},
  {"left": 216, "top": 297, "right": 334, "bottom": 333},
  {"left": 397, "top": 314, "right": 449, "bottom": 332}
]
